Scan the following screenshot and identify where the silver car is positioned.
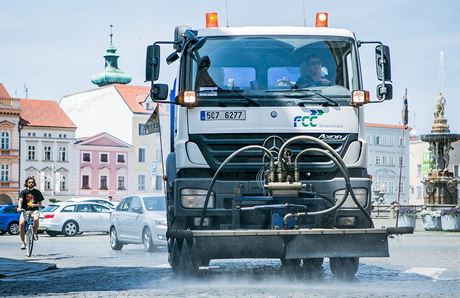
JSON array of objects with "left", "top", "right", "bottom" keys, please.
[
  {"left": 40, "top": 202, "right": 112, "bottom": 236},
  {"left": 110, "top": 194, "right": 167, "bottom": 252}
]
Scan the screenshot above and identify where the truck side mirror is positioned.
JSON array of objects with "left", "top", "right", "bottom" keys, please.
[
  {"left": 376, "top": 83, "right": 393, "bottom": 100},
  {"left": 145, "top": 44, "right": 160, "bottom": 82},
  {"left": 375, "top": 45, "right": 391, "bottom": 81},
  {"left": 151, "top": 83, "right": 169, "bottom": 101}
]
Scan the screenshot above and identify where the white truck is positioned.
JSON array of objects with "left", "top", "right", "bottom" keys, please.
[{"left": 145, "top": 13, "right": 412, "bottom": 278}]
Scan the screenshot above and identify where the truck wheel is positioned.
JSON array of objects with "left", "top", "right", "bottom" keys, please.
[
  {"left": 330, "top": 257, "right": 359, "bottom": 279},
  {"left": 280, "top": 258, "right": 301, "bottom": 270},
  {"left": 303, "top": 258, "right": 324, "bottom": 271}
]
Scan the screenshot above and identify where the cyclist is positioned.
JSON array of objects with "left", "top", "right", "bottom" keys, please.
[{"left": 17, "top": 176, "right": 44, "bottom": 250}]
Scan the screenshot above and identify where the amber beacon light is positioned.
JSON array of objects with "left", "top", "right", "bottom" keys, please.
[
  {"left": 315, "top": 12, "right": 328, "bottom": 27},
  {"left": 206, "top": 12, "right": 219, "bottom": 28}
]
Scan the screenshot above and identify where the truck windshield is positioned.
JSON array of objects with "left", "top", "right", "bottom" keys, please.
[{"left": 189, "top": 36, "right": 359, "bottom": 106}]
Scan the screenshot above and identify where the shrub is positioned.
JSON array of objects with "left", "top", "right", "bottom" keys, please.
[
  {"left": 398, "top": 207, "right": 417, "bottom": 217},
  {"left": 440, "top": 208, "right": 460, "bottom": 217}
]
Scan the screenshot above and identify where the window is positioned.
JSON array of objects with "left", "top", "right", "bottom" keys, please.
[
  {"left": 375, "top": 136, "right": 381, "bottom": 145},
  {"left": 138, "top": 124, "right": 146, "bottom": 136},
  {"left": 145, "top": 102, "right": 152, "bottom": 110},
  {"left": 28, "top": 145, "right": 36, "bottom": 160},
  {"left": 120, "top": 198, "right": 132, "bottom": 211},
  {"left": 382, "top": 156, "right": 386, "bottom": 165},
  {"left": 417, "top": 164, "right": 422, "bottom": 177},
  {"left": 375, "top": 156, "right": 380, "bottom": 165},
  {"left": 416, "top": 186, "right": 422, "bottom": 199},
  {"left": 100, "top": 153, "right": 108, "bottom": 163},
  {"left": 76, "top": 204, "right": 92, "bottom": 213},
  {"left": 138, "top": 148, "right": 146, "bottom": 162},
  {"left": 82, "top": 175, "right": 90, "bottom": 189},
  {"left": 61, "top": 205, "right": 76, "bottom": 212},
  {"left": 117, "top": 176, "right": 125, "bottom": 190},
  {"left": 0, "top": 164, "right": 9, "bottom": 182},
  {"left": 45, "top": 176, "right": 51, "bottom": 190},
  {"left": 100, "top": 175, "right": 108, "bottom": 190},
  {"left": 454, "top": 165, "right": 459, "bottom": 177},
  {"left": 44, "top": 146, "right": 52, "bottom": 161},
  {"left": 155, "top": 175, "right": 163, "bottom": 191},
  {"left": 59, "top": 146, "right": 66, "bottom": 162},
  {"left": 60, "top": 176, "right": 66, "bottom": 191},
  {"left": 138, "top": 174, "right": 145, "bottom": 191},
  {"left": 1, "top": 131, "right": 9, "bottom": 149},
  {"left": 82, "top": 152, "right": 91, "bottom": 162},
  {"left": 117, "top": 154, "right": 125, "bottom": 163}
]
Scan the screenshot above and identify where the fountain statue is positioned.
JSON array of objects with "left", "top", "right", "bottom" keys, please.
[{"left": 421, "top": 93, "right": 460, "bottom": 204}]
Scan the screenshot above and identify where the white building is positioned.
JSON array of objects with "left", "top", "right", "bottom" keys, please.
[
  {"left": 60, "top": 84, "right": 168, "bottom": 194},
  {"left": 365, "top": 123, "right": 410, "bottom": 204},
  {"left": 19, "top": 99, "right": 77, "bottom": 203},
  {"left": 409, "top": 138, "right": 460, "bottom": 205}
]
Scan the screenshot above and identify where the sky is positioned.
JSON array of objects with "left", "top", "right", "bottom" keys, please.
[{"left": 1, "top": 0, "right": 459, "bottom": 135}]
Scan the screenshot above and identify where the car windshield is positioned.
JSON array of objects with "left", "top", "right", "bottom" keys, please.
[
  {"left": 142, "top": 197, "right": 166, "bottom": 211},
  {"left": 190, "top": 35, "right": 359, "bottom": 106}
]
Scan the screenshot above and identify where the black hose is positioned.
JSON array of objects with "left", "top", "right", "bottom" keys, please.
[{"left": 199, "top": 145, "right": 274, "bottom": 228}]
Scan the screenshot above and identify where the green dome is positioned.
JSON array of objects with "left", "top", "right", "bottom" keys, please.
[{"left": 91, "top": 42, "right": 132, "bottom": 87}]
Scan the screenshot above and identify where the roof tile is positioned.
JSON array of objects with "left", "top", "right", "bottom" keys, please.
[{"left": 20, "top": 99, "right": 76, "bottom": 128}]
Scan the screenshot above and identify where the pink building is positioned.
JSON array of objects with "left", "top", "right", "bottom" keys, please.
[{"left": 75, "top": 132, "right": 131, "bottom": 200}]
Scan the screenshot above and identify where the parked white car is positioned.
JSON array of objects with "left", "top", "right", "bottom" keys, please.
[
  {"left": 66, "top": 197, "right": 118, "bottom": 209},
  {"left": 39, "top": 202, "right": 112, "bottom": 236},
  {"left": 110, "top": 194, "right": 167, "bottom": 252}
]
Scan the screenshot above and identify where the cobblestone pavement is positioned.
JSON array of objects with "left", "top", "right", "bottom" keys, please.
[{"left": 0, "top": 225, "right": 459, "bottom": 297}]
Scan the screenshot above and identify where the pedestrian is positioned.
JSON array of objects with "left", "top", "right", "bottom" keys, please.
[
  {"left": 108, "top": 195, "right": 113, "bottom": 202},
  {"left": 17, "top": 176, "right": 44, "bottom": 249}
]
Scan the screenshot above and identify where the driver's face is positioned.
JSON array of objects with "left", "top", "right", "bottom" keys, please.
[{"left": 308, "top": 58, "right": 322, "bottom": 75}]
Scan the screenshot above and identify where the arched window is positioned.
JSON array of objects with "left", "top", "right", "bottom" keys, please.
[{"left": 1, "top": 131, "right": 10, "bottom": 150}]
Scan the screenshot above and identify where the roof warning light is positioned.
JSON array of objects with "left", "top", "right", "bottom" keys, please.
[
  {"left": 206, "top": 12, "right": 219, "bottom": 28},
  {"left": 315, "top": 12, "right": 328, "bottom": 27}
]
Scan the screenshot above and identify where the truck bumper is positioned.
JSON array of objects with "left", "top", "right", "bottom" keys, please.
[{"left": 167, "top": 227, "right": 413, "bottom": 260}]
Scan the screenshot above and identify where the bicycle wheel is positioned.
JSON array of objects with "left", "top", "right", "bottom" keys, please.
[{"left": 26, "top": 224, "right": 34, "bottom": 257}]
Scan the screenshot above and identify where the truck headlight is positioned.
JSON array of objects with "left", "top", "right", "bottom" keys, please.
[
  {"left": 334, "top": 188, "right": 368, "bottom": 208},
  {"left": 181, "top": 189, "right": 215, "bottom": 208},
  {"left": 154, "top": 219, "right": 167, "bottom": 226}
]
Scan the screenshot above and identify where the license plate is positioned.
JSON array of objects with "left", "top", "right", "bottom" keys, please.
[{"left": 200, "top": 110, "right": 246, "bottom": 121}]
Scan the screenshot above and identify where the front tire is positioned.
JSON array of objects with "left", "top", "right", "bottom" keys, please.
[
  {"left": 62, "top": 220, "right": 79, "bottom": 237},
  {"left": 26, "top": 226, "right": 34, "bottom": 257},
  {"left": 143, "top": 227, "right": 155, "bottom": 252},
  {"left": 110, "top": 227, "right": 123, "bottom": 250},
  {"left": 8, "top": 222, "right": 19, "bottom": 235},
  {"left": 330, "top": 257, "right": 359, "bottom": 279}
]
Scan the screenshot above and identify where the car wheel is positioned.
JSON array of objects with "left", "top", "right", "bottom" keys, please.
[
  {"left": 46, "top": 231, "right": 59, "bottom": 237},
  {"left": 110, "top": 227, "right": 123, "bottom": 250},
  {"left": 62, "top": 220, "right": 79, "bottom": 237},
  {"left": 0, "top": 230, "right": 6, "bottom": 235},
  {"left": 143, "top": 227, "right": 155, "bottom": 252},
  {"left": 8, "top": 222, "right": 19, "bottom": 235}
]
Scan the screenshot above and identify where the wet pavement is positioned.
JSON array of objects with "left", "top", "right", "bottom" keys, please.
[{"left": 0, "top": 220, "right": 459, "bottom": 297}]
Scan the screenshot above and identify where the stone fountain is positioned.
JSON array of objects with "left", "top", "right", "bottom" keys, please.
[{"left": 421, "top": 93, "right": 460, "bottom": 204}]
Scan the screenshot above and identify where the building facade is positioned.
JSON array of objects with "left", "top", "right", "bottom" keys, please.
[
  {"left": 365, "top": 123, "right": 411, "bottom": 204},
  {"left": 19, "top": 99, "right": 77, "bottom": 203},
  {"left": 74, "top": 132, "right": 131, "bottom": 199},
  {"left": 0, "top": 84, "right": 21, "bottom": 204},
  {"left": 60, "top": 84, "right": 167, "bottom": 194}
]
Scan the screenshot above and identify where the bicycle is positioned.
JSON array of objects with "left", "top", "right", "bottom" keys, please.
[{"left": 19, "top": 209, "right": 35, "bottom": 257}]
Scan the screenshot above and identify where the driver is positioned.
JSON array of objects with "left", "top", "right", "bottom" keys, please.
[{"left": 296, "top": 54, "right": 332, "bottom": 88}]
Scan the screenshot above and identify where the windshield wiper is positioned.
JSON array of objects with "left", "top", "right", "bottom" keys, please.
[
  {"left": 200, "top": 88, "right": 260, "bottom": 106},
  {"left": 266, "top": 88, "right": 339, "bottom": 106}
]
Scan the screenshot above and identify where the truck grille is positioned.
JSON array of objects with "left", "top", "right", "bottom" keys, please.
[{"left": 189, "top": 133, "right": 356, "bottom": 174}]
